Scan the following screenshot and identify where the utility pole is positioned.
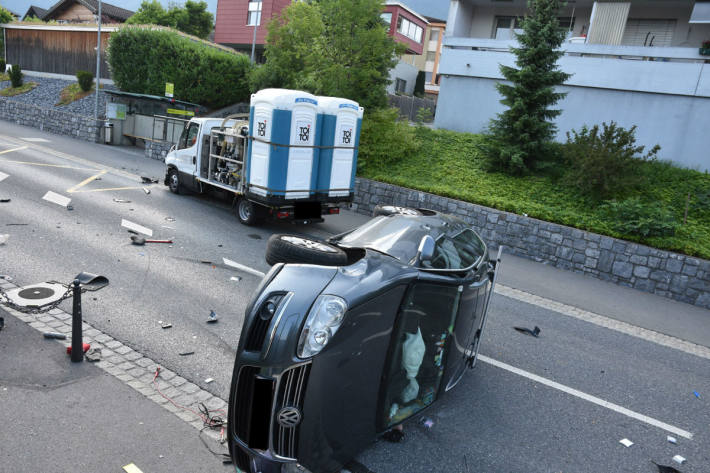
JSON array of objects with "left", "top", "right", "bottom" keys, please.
[{"left": 94, "top": 0, "right": 102, "bottom": 121}]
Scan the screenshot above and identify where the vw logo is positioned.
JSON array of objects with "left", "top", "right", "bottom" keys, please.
[{"left": 277, "top": 407, "right": 302, "bottom": 428}]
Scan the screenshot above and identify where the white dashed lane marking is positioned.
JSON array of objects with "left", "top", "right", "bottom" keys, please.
[
  {"left": 478, "top": 355, "right": 694, "bottom": 440},
  {"left": 41, "top": 190, "right": 71, "bottom": 207},
  {"left": 121, "top": 219, "right": 153, "bottom": 237},
  {"left": 0, "top": 171, "right": 8, "bottom": 182}
]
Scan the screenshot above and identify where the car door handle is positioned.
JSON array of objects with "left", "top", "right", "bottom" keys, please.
[{"left": 192, "top": 156, "right": 196, "bottom": 164}]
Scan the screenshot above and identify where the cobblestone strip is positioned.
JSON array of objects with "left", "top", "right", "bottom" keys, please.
[
  {"left": 0, "top": 281, "right": 228, "bottom": 442},
  {"left": 495, "top": 284, "right": 710, "bottom": 360}
]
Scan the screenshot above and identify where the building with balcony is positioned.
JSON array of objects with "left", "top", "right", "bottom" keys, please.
[
  {"left": 402, "top": 17, "right": 447, "bottom": 97},
  {"left": 435, "top": 0, "right": 710, "bottom": 170}
]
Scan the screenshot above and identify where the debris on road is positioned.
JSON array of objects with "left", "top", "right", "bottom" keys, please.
[
  {"left": 141, "top": 176, "right": 159, "bottom": 184},
  {"left": 205, "top": 378, "right": 214, "bottom": 384},
  {"left": 6, "top": 223, "right": 28, "bottom": 226},
  {"left": 0, "top": 317, "right": 4, "bottom": 331},
  {"left": 43, "top": 331, "right": 67, "bottom": 340},
  {"left": 0, "top": 275, "right": 12, "bottom": 281},
  {"left": 230, "top": 276, "right": 241, "bottom": 282},
  {"left": 672, "top": 455, "right": 686, "bottom": 465},
  {"left": 143, "top": 188, "right": 151, "bottom": 195},
  {"left": 693, "top": 391, "right": 700, "bottom": 399},
  {"left": 0, "top": 234, "right": 9, "bottom": 245},
  {"left": 161, "top": 323, "right": 173, "bottom": 329},
  {"left": 131, "top": 236, "right": 173, "bottom": 245},
  {"left": 66, "top": 204, "right": 74, "bottom": 211},
  {"left": 122, "top": 463, "right": 144, "bottom": 473},
  {"left": 179, "top": 351, "right": 195, "bottom": 356},
  {"left": 113, "top": 198, "right": 131, "bottom": 203},
  {"left": 165, "top": 217, "right": 176, "bottom": 222},
  {"left": 207, "top": 310, "right": 218, "bottom": 323},
  {"left": 248, "top": 234, "right": 262, "bottom": 240},
  {"left": 619, "top": 438, "right": 634, "bottom": 447},
  {"left": 514, "top": 325, "right": 541, "bottom": 337},
  {"left": 421, "top": 417, "right": 434, "bottom": 429},
  {"left": 66, "top": 343, "right": 91, "bottom": 355},
  {"left": 0, "top": 198, "right": 11, "bottom": 203},
  {"left": 382, "top": 427, "right": 404, "bottom": 443},
  {"left": 42, "top": 190, "right": 71, "bottom": 208},
  {"left": 667, "top": 436, "right": 677, "bottom": 444},
  {"left": 652, "top": 461, "right": 681, "bottom": 473},
  {"left": 85, "top": 347, "right": 101, "bottom": 362}
]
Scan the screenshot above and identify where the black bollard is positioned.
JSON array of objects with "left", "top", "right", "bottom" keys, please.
[{"left": 71, "top": 279, "right": 83, "bottom": 362}]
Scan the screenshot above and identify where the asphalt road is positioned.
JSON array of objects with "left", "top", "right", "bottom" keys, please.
[{"left": 1, "top": 125, "right": 708, "bottom": 472}]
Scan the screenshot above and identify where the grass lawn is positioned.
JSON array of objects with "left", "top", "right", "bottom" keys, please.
[
  {"left": 359, "top": 126, "right": 710, "bottom": 260},
  {"left": 56, "top": 82, "right": 94, "bottom": 106},
  {"left": 0, "top": 82, "right": 38, "bottom": 96}
]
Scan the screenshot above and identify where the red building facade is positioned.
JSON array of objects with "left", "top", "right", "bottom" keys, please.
[{"left": 381, "top": 2, "right": 428, "bottom": 55}]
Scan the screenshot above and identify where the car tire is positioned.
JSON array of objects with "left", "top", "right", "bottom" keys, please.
[
  {"left": 265, "top": 234, "right": 348, "bottom": 266},
  {"left": 236, "top": 197, "right": 265, "bottom": 226},
  {"left": 372, "top": 205, "right": 423, "bottom": 217},
  {"left": 167, "top": 168, "right": 182, "bottom": 194}
]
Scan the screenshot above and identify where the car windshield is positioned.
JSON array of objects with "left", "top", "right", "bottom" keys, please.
[{"left": 336, "top": 214, "right": 486, "bottom": 270}]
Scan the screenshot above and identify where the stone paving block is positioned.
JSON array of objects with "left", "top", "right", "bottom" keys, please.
[
  {"left": 116, "top": 373, "right": 135, "bottom": 383},
  {"left": 148, "top": 393, "right": 169, "bottom": 405},
  {"left": 170, "top": 376, "right": 187, "bottom": 387},
  {"left": 180, "top": 382, "right": 200, "bottom": 394},
  {"left": 117, "top": 361, "right": 136, "bottom": 371},
  {"left": 124, "top": 351, "right": 142, "bottom": 362},
  {"left": 194, "top": 390, "right": 212, "bottom": 402},
  {"left": 127, "top": 367, "right": 146, "bottom": 378},
  {"left": 135, "top": 357, "right": 154, "bottom": 368},
  {"left": 54, "top": 312, "right": 71, "bottom": 321},
  {"left": 105, "top": 340, "right": 122, "bottom": 349},
  {"left": 115, "top": 345, "right": 132, "bottom": 355}
]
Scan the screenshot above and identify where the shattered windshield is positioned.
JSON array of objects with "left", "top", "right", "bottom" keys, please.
[{"left": 336, "top": 214, "right": 486, "bottom": 270}]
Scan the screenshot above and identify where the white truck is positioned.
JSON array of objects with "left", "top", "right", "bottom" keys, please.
[{"left": 163, "top": 89, "right": 363, "bottom": 226}]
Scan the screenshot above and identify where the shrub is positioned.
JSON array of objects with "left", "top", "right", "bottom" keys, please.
[
  {"left": 562, "top": 121, "right": 659, "bottom": 201},
  {"left": 359, "top": 108, "right": 419, "bottom": 172},
  {"left": 107, "top": 27, "right": 252, "bottom": 109},
  {"left": 601, "top": 197, "right": 678, "bottom": 238},
  {"left": 76, "top": 70, "right": 94, "bottom": 92},
  {"left": 9, "top": 64, "right": 22, "bottom": 88},
  {"left": 0, "top": 59, "right": 5, "bottom": 73}
]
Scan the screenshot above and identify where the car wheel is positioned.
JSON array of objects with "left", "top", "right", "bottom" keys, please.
[
  {"left": 236, "top": 197, "right": 265, "bottom": 226},
  {"left": 265, "top": 234, "right": 348, "bottom": 266},
  {"left": 372, "top": 205, "right": 423, "bottom": 217},
  {"left": 168, "top": 168, "right": 181, "bottom": 194}
]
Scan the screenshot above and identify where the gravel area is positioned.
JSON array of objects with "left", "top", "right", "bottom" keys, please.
[{"left": 0, "top": 75, "right": 117, "bottom": 118}]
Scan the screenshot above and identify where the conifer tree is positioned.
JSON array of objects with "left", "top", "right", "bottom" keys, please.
[{"left": 486, "top": 0, "right": 571, "bottom": 174}]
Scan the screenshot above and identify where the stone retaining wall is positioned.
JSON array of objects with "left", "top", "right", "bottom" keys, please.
[
  {"left": 0, "top": 98, "right": 101, "bottom": 143},
  {"left": 352, "top": 178, "right": 710, "bottom": 310},
  {"left": 144, "top": 140, "right": 173, "bottom": 161}
]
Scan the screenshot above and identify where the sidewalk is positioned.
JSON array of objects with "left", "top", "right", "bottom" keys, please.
[{"left": 0, "top": 305, "right": 233, "bottom": 473}]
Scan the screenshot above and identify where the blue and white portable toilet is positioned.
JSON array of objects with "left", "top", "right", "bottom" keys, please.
[
  {"left": 246, "top": 89, "right": 320, "bottom": 200},
  {"left": 316, "top": 96, "right": 364, "bottom": 198}
]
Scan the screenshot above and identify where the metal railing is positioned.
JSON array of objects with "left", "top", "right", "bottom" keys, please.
[{"left": 152, "top": 115, "right": 190, "bottom": 143}]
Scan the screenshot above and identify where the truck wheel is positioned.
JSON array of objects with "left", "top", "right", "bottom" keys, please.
[
  {"left": 265, "top": 234, "right": 348, "bottom": 266},
  {"left": 236, "top": 197, "right": 265, "bottom": 226},
  {"left": 168, "top": 168, "right": 182, "bottom": 194},
  {"left": 372, "top": 205, "right": 423, "bottom": 217}
]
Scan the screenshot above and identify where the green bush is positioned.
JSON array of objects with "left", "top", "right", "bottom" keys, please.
[
  {"left": 601, "top": 197, "right": 678, "bottom": 237},
  {"left": 9, "top": 64, "right": 22, "bottom": 88},
  {"left": 0, "top": 59, "right": 5, "bottom": 74},
  {"left": 562, "top": 122, "right": 659, "bottom": 201},
  {"left": 76, "top": 70, "right": 94, "bottom": 92},
  {"left": 107, "top": 27, "right": 252, "bottom": 109},
  {"left": 358, "top": 108, "right": 419, "bottom": 173}
]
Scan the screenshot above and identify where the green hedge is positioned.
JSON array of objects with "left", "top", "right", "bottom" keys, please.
[{"left": 107, "top": 27, "right": 251, "bottom": 109}]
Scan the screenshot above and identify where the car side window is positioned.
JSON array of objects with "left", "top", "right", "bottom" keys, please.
[
  {"left": 380, "top": 282, "right": 460, "bottom": 430},
  {"left": 178, "top": 123, "right": 199, "bottom": 150},
  {"left": 430, "top": 229, "right": 485, "bottom": 270}
]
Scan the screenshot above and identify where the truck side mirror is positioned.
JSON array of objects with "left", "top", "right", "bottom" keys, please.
[{"left": 414, "top": 235, "right": 435, "bottom": 267}]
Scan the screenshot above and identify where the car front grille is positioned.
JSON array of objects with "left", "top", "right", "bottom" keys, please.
[
  {"left": 233, "top": 366, "right": 274, "bottom": 450},
  {"left": 272, "top": 363, "right": 311, "bottom": 459},
  {"left": 244, "top": 316, "right": 272, "bottom": 351},
  {"left": 233, "top": 444, "right": 251, "bottom": 472}
]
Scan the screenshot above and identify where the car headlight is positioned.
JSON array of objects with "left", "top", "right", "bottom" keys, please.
[{"left": 297, "top": 295, "right": 347, "bottom": 358}]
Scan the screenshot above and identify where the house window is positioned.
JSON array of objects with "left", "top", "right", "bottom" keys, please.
[
  {"left": 381, "top": 12, "right": 392, "bottom": 26},
  {"left": 430, "top": 28, "right": 440, "bottom": 42},
  {"left": 395, "top": 78, "right": 407, "bottom": 94},
  {"left": 426, "top": 51, "right": 436, "bottom": 62},
  {"left": 493, "top": 16, "right": 523, "bottom": 39},
  {"left": 425, "top": 71, "right": 433, "bottom": 83},
  {"left": 622, "top": 19, "right": 676, "bottom": 47},
  {"left": 397, "top": 16, "right": 423, "bottom": 43},
  {"left": 247, "top": 0, "right": 262, "bottom": 26}
]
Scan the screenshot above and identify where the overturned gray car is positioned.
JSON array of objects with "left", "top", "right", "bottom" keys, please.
[{"left": 228, "top": 207, "right": 501, "bottom": 473}]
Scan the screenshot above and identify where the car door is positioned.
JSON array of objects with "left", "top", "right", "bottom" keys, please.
[{"left": 174, "top": 121, "right": 200, "bottom": 179}]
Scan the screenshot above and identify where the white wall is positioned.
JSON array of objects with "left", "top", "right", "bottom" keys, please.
[{"left": 387, "top": 60, "right": 420, "bottom": 95}]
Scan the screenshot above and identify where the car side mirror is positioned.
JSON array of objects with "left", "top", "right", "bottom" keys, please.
[{"left": 414, "top": 235, "right": 435, "bottom": 267}]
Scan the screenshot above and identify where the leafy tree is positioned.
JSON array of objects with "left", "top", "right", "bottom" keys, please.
[
  {"left": 127, "top": 0, "right": 213, "bottom": 39},
  {"left": 484, "top": 0, "right": 571, "bottom": 174},
  {"left": 0, "top": 6, "right": 13, "bottom": 60},
  {"left": 253, "top": 0, "right": 403, "bottom": 111}
]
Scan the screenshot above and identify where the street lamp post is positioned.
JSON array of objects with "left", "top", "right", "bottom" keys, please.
[{"left": 94, "top": 0, "right": 102, "bottom": 121}]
